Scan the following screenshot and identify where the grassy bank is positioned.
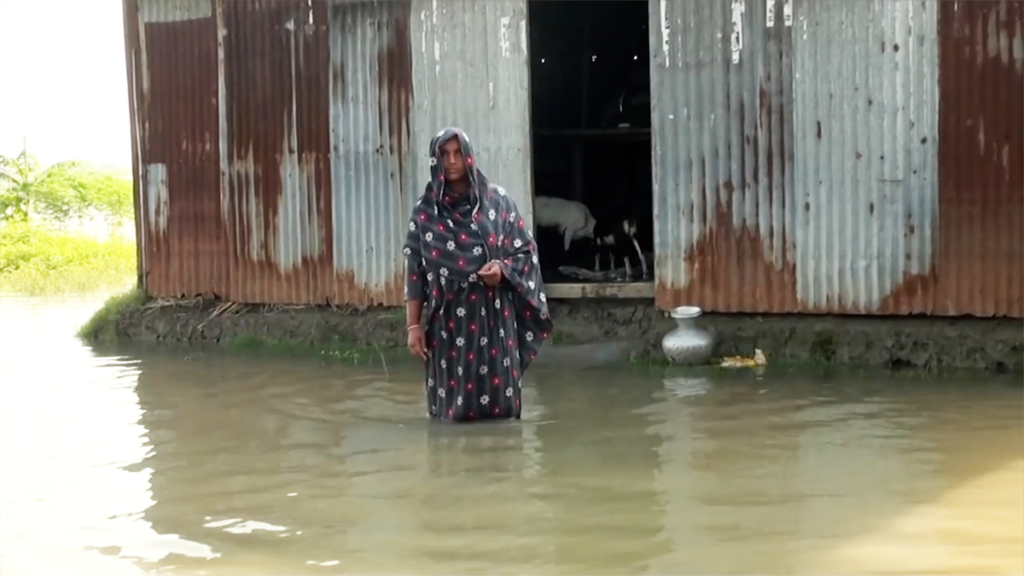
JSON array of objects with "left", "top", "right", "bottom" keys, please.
[
  {"left": 77, "top": 287, "right": 147, "bottom": 344},
  {"left": 0, "top": 222, "right": 136, "bottom": 295}
]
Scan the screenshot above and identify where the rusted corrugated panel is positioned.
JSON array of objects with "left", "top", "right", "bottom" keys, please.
[
  {"left": 130, "top": 0, "right": 416, "bottom": 306},
  {"left": 220, "top": 0, "right": 333, "bottom": 305},
  {"left": 409, "top": 0, "right": 534, "bottom": 225},
  {"left": 134, "top": 0, "right": 224, "bottom": 299},
  {"left": 329, "top": 1, "right": 414, "bottom": 306},
  {"left": 650, "top": 0, "right": 1021, "bottom": 317},
  {"left": 934, "top": 0, "right": 1023, "bottom": 317},
  {"left": 122, "top": 0, "right": 145, "bottom": 288},
  {"left": 650, "top": 0, "right": 797, "bottom": 313},
  {"left": 791, "top": 0, "right": 940, "bottom": 314}
]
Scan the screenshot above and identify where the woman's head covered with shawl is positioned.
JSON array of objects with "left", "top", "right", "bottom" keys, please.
[{"left": 426, "top": 127, "right": 489, "bottom": 213}]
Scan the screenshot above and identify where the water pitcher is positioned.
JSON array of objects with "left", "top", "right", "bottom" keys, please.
[{"left": 661, "top": 306, "right": 714, "bottom": 365}]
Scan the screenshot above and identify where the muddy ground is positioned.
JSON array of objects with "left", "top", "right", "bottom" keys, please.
[{"left": 110, "top": 298, "right": 1023, "bottom": 373}]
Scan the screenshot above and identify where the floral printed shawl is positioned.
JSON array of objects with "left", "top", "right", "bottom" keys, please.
[{"left": 404, "top": 127, "right": 553, "bottom": 372}]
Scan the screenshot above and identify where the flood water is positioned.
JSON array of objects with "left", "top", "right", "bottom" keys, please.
[{"left": 1, "top": 295, "right": 1022, "bottom": 576}]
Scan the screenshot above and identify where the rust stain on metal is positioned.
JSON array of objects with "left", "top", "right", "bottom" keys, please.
[
  {"left": 936, "top": 0, "right": 1023, "bottom": 317},
  {"left": 655, "top": 180, "right": 800, "bottom": 313},
  {"left": 876, "top": 270, "right": 940, "bottom": 315},
  {"left": 139, "top": 13, "right": 222, "bottom": 298},
  {"left": 222, "top": 0, "right": 333, "bottom": 304},
  {"left": 224, "top": 0, "right": 292, "bottom": 272},
  {"left": 652, "top": 0, "right": 798, "bottom": 314},
  {"left": 127, "top": 0, "right": 1021, "bottom": 314},
  {"left": 297, "top": 0, "right": 332, "bottom": 304},
  {"left": 377, "top": 0, "right": 413, "bottom": 191},
  {"left": 122, "top": 0, "right": 145, "bottom": 288},
  {"left": 222, "top": 265, "right": 403, "bottom": 308},
  {"left": 128, "top": 0, "right": 410, "bottom": 306},
  {"left": 757, "top": 76, "right": 771, "bottom": 189},
  {"left": 333, "top": 269, "right": 406, "bottom": 308}
]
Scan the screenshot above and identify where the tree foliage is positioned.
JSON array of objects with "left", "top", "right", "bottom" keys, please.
[{"left": 0, "top": 151, "right": 133, "bottom": 228}]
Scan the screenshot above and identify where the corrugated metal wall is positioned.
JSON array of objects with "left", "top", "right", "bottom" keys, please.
[
  {"left": 935, "top": 0, "right": 1023, "bottom": 317},
  {"left": 129, "top": 0, "right": 1021, "bottom": 315},
  {"left": 650, "top": 0, "right": 1022, "bottom": 316},
  {"left": 328, "top": 1, "right": 416, "bottom": 306},
  {"left": 792, "top": 0, "right": 939, "bottom": 314},
  {"left": 409, "top": 0, "right": 534, "bottom": 225},
  {"left": 127, "top": 0, "right": 532, "bottom": 305},
  {"left": 649, "top": 0, "right": 796, "bottom": 313},
  {"left": 132, "top": 0, "right": 221, "bottom": 300},
  {"left": 218, "top": 0, "right": 333, "bottom": 304}
]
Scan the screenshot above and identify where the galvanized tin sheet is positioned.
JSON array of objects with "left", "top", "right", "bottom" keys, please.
[
  {"left": 129, "top": 0, "right": 418, "bottom": 305},
  {"left": 649, "top": 0, "right": 798, "bottom": 313},
  {"left": 129, "top": 0, "right": 532, "bottom": 306},
  {"left": 791, "top": 0, "right": 940, "bottom": 313},
  {"left": 328, "top": 0, "right": 415, "bottom": 306},
  {"left": 138, "top": 0, "right": 210, "bottom": 23},
  {"left": 408, "top": 0, "right": 534, "bottom": 226},
  {"left": 651, "top": 0, "right": 1018, "bottom": 317},
  {"left": 218, "top": 0, "right": 333, "bottom": 305},
  {"left": 133, "top": 0, "right": 222, "bottom": 298},
  {"left": 934, "top": 0, "right": 1023, "bottom": 317},
  {"left": 128, "top": 0, "right": 1021, "bottom": 314}
]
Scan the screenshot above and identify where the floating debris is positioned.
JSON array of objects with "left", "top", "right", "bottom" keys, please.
[{"left": 719, "top": 348, "right": 767, "bottom": 368}]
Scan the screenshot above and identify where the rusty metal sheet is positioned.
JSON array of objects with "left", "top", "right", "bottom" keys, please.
[
  {"left": 219, "top": 0, "right": 332, "bottom": 305},
  {"left": 329, "top": 0, "right": 414, "bottom": 306},
  {"left": 133, "top": 0, "right": 222, "bottom": 299},
  {"left": 651, "top": 0, "right": 1020, "bottom": 317},
  {"left": 409, "top": 0, "right": 534, "bottom": 226},
  {"left": 650, "top": 0, "right": 797, "bottom": 313},
  {"left": 127, "top": 0, "right": 1022, "bottom": 315},
  {"left": 933, "top": 0, "right": 1023, "bottom": 317},
  {"left": 123, "top": 0, "right": 145, "bottom": 288},
  {"left": 791, "top": 0, "right": 940, "bottom": 314},
  {"left": 128, "top": 0, "right": 416, "bottom": 306},
  {"left": 138, "top": 0, "right": 210, "bottom": 23}
]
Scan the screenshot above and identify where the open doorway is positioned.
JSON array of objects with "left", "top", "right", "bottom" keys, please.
[{"left": 528, "top": 0, "right": 653, "bottom": 298}]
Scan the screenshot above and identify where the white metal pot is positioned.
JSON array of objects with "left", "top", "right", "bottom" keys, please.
[{"left": 661, "top": 306, "right": 714, "bottom": 365}]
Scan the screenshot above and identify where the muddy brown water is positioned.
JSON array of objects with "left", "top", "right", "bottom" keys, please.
[{"left": 1, "top": 295, "right": 1021, "bottom": 576}]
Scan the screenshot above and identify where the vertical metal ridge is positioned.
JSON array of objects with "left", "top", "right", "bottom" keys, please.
[
  {"left": 329, "top": 1, "right": 412, "bottom": 306},
  {"left": 646, "top": 0, "right": 1020, "bottom": 316},
  {"left": 128, "top": 0, "right": 1021, "bottom": 315},
  {"left": 936, "top": 0, "right": 1023, "bottom": 317},
  {"left": 651, "top": 0, "right": 797, "bottom": 313},
  {"left": 409, "top": 0, "right": 533, "bottom": 224},
  {"left": 792, "top": 0, "right": 939, "bottom": 314}
]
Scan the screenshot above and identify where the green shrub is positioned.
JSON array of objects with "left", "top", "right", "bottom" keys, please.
[{"left": 0, "top": 222, "right": 136, "bottom": 295}]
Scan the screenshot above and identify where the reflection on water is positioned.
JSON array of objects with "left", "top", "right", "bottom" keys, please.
[{"left": 1, "top": 295, "right": 1022, "bottom": 575}]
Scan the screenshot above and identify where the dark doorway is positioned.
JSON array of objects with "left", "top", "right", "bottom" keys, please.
[{"left": 528, "top": 0, "right": 653, "bottom": 291}]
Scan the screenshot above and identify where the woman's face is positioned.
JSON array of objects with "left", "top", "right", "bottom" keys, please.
[{"left": 439, "top": 137, "right": 467, "bottom": 182}]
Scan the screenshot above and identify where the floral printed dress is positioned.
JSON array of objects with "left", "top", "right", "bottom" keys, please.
[{"left": 404, "top": 128, "right": 553, "bottom": 423}]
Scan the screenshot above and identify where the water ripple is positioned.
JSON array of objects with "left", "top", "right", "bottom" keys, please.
[{"left": 1, "top": 295, "right": 1021, "bottom": 575}]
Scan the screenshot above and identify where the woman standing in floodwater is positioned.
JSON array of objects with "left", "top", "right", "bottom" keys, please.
[{"left": 403, "top": 128, "right": 553, "bottom": 423}]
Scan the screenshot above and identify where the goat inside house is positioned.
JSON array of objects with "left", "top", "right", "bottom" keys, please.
[{"left": 533, "top": 195, "right": 649, "bottom": 282}]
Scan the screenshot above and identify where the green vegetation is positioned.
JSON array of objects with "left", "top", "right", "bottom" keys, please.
[
  {"left": 548, "top": 330, "right": 585, "bottom": 344},
  {"left": 226, "top": 335, "right": 406, "bottom": 366},
  {"left": 1, "top": 148, "right": 133, "bottom": 226},
  {"left": 76, "top": 287, "right": 147, "bottom": 344},
  {"left": 1, "top": 222, "right": 136, "bottom": 294},
  {"left": 0, "top": 146, "right": 136, "bottom": 295}
]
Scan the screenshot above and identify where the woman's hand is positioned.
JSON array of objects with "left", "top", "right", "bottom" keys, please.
[
  {"left": 407, "top": 325, "right": 428, "bottom": 360},
  {"left": 478, "top": 261, "right": 503, "bottom": 286}
]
